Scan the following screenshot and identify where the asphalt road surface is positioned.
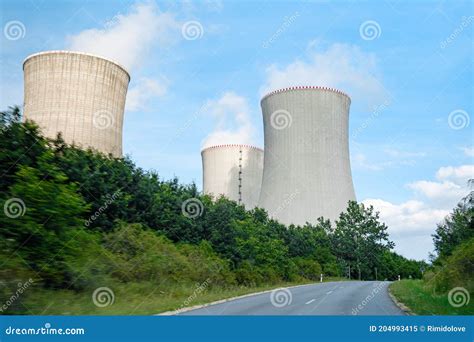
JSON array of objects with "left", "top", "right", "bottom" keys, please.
[{"left": 179, "top": 281, "right": 404, "bottom": 315}]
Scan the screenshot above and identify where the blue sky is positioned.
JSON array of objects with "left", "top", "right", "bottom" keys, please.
[{"left": 1, "top": 0, "right": 473, "bottom": 260}]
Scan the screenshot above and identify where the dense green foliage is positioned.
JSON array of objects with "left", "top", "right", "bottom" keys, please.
[
  {"left": 390, "top": 183, "right": 473, "bottom": 315},
  {"left": 424, "top": 191, "right": 474, "bottom": 294},
  {"left": 432, "top": 192, "right": 473, "bottom": 261},
  {"left": 0, "top": 106, "right": 425, "bottom": 314}
]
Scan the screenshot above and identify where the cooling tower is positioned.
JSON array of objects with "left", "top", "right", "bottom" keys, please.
[
  {"left": 258, "top": 86, "right": 356, "bottom": 225},
  {"left": 23, "top": 50, "right": 130, "bottom": 157},
  {"left": 202, "top": 144, "right": 264, "bottom": 209}
]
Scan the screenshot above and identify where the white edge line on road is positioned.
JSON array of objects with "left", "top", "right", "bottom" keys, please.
[
  {"left": 326, "top": 291, "right": 333, "bottom": 294},
  {"left": 157, "top": 281, "right": 349, "bottom": 315},
  {"left": 305, "top": 299, "right": 316, "bottom": 305}
]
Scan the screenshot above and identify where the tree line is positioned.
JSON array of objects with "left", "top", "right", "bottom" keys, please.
[
  {"left": 0, "top": 106, "right": 427, "bottom": 312},
  {"left": 426, "top": 187, "right": 473, "bottom": 294}
]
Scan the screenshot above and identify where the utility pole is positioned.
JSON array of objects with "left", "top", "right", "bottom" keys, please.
[
  {"left": 375, "top": 267, "right": 377, "bottom": 281},
  {"left": 348, "top": 265, "right": 351, "bottom": 280}
]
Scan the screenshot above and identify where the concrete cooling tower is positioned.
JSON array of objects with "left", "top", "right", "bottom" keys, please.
[
  {"left": 258, "top": 86, "right": 356, "bottom": 225},
  {"left": 23, "top": 50, "right": 130, "bottom": 157},
  {"left": 202, "top": 144, "right": 264, "bottom": 209}
]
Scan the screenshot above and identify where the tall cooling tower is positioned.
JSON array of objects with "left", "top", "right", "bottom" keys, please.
[
  {"left": 202, "top": 144, "right": 264, "bottom": 209},
  {"left": 258, "top": 86, "right": 356, "bottom": 225},
  {"left": 23, "top": 50, "right": 130, "bottom": 157}
]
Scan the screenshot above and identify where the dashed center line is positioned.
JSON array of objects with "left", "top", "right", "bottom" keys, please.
[
  {"left": 305, "top": 299, "right": 316, "bottom": 305},
  {"left": 326, "top": 291, "right": 333, "bottom": 295}
]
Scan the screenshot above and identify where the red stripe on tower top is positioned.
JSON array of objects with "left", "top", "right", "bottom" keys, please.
[
  {"left": 201, "top": 144, "right": 264, "bottom": 153},
  {"left": 261, "top": 85, "right": 351, "bottom": 103}
]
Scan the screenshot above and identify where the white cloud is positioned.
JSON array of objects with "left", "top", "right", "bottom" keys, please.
[
  {"left": 351, "top": 150, "right": 421, "bottom": 171},
  {"left": 408, "top": 180, "right": 465, "bottom": 207},
  {"left": 383, "top": 148, "right": 426, "bottom": 158},
  {"left": 363, "top": 164, "right": 473, "bottom": 259},
  {"left": 407, "top": 165, "right": 473, "bottom": 208},
  {"left": 461, "top": 146, "right": 474, "bottom": 157},
  {"left": 352, "top": 153, "right": 383, "bottom": 171},
  {"left": 260, "top": 43, "right": 391, "bottom": 109},
  {"left": 436, "top": 165, "right": 474, "bottom": 184},
  {"left": 363, "top": 198, "right": 449, "bottom": 234},
  {"left": 66, "top": 2, "right": 180, "bottom": 112},
  {"left": 125, "top": 77, "right": 169, "bottom": 112},
  {"left": 201, "top": 92, "right": 256, "bottom": 148},
  {"left": 204, "top": 0, "right": 223, "bottom": 11},
  {"left": 66, "top": 1, "right": 180, "bottom": 71}
]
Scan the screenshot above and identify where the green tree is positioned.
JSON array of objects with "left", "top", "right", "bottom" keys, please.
[
  {"left": 333, "top": 201, "right": 394, "bottom": 280},
  {"left": 0, "top": 107, "right": 49, "bottom": 192},
  {"left": 432, "top": 188, "right": 473, "bottom": 260},
  {"left": 0, "top": 151, "right": 92, "bottom": 288}
]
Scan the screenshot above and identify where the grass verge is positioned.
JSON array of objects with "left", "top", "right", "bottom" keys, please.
[
  {"left": 390, "top": 280, "right": 473, "bottom": 315},
  {"left": 19, "top": 278, "right": 346, "bottom": 315}
]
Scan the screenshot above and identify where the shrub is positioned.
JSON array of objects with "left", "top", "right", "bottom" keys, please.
[
  {"left": 425, "top": 238, "right": 474, "bottom": 294},
  {"left": 292, "top": 258, "right": 322, "bottom": 281}
]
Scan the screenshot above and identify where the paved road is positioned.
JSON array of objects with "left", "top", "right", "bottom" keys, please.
[{"left": 179, "top": 281, "right": 404, "bottom": 315}]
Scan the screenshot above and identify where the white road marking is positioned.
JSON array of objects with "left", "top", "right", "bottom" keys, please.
[
  {"left": 305, "top": 299, "right": 316, "bottom": 305},
  {"left": 326, "top": 291, "right": 333, "bottom": 295}
]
